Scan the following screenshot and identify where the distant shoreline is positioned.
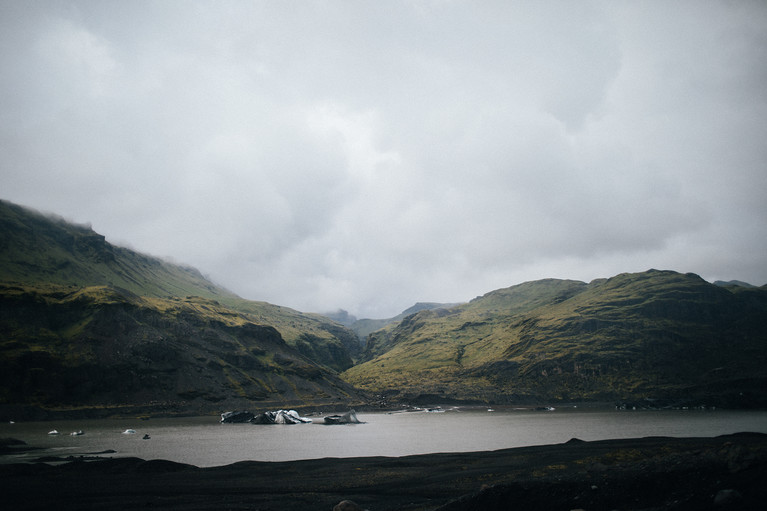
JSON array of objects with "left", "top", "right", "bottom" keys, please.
[{"left": 4, "top": 398, "right": 765, "bottom": 423}]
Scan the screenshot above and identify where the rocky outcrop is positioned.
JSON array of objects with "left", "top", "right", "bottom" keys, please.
[{"left": 220, "top": 411, "right": 255, "bottom": 423}]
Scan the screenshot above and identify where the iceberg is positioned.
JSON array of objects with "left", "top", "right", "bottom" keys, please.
[
  {"left": 251, "top": 409, "right": 312, "bottom": 425},
  {"left": 323, "top": 410, "right": 362, "bottom": 425}
]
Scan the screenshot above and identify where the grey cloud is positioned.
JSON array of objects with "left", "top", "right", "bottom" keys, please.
[{"left": 1, "top": 1, "right": 766, "bottom": 318}]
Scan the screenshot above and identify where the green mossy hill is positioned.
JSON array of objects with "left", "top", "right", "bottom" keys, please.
[
  {"left": 225, "top": 298, "right": 360, "bottom": 371},
  {"left": 349, "top": 302, "right": 463, "bottom": 343},
  {"left": 0, "top": 199, "right": 234, "bottom": 301},
  {"left": 360, "top": 280, "right": 587, "bottom": 361},
  {"left": 342, "top": 270, "right": 767, "bottom": 407},
  {"left": 0, "top": 199, "right": 359, "bottom": 371},
  {"left": 0, "top": 282, "right": 365, "bottom": 419}
]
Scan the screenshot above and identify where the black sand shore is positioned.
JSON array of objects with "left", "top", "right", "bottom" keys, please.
[{"left": 2, "top": 433, "right": 766, "bottom": 510}]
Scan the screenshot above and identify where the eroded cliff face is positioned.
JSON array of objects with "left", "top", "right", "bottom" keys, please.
[{"left": 0, "top": 284, "right": 365, "bottom": 418}]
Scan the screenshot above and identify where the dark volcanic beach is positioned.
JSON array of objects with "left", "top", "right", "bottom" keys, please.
[{"left": 2, "top": 432, "right": 766, "bottom": 510}]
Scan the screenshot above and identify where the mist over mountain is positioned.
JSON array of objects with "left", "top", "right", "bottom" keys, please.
[
  {"left": 714, "top": 280, "right": 757, "bottom": 289},
  {"left": 0, "top": 199, "right": 365, "bottom": 418},
  {"left": 321, "top": 309, "right": 358, "bottom": 327},
  {"left": 3, "top": 2, "right": 766, "bottom": 320},
  {"left": 320, "top": 302, "right": 463, "bottom": 343}
]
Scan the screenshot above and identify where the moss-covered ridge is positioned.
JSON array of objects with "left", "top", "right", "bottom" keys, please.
[
  {"left": 0, "top": 199, "right": 360, "bottom": 372},
  {"left": 342, "top": 270, "right": 767, "bottom": 406},
  {"left": 0, "top": 282, "right": 364, "bottom": 417}
]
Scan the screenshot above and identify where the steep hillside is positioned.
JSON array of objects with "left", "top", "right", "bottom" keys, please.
[
  {"left": 0, "top": 199, "right": 359, "bottom": 371},
  {"left": 0, "top": 200, "right": 234, "bottom": 301},
  {"left": 349, "top": 302, "right": 463, "bottom": 343},
  {"left": 342, "top": 270, "right": 767, "bottom": 407},
  {"left": 359, "top": 279, "right": 587, "bottom": 361},
  {"left": 5, "top": 200, "right": 766, "bottom": 412},
  {"left": 0, "top": 282, "right": 365, "bottom": 419}
]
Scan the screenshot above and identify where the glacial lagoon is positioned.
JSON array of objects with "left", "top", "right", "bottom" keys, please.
[{"left": 2, "top": 406, "right": 767, "bottom": 467}]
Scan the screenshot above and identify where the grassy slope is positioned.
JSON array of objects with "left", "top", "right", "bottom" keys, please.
[
  {"left": 342, "top": 270, "right": 767, "bottom": 405},
  {"left": 0, "top": 282, "right": 364, "bottom": 416},
  {"left": 5, "top": 199, "right": 765, "bottom": 409},
  {"left": 0, "top": 199, "right": 359, "bottom": 371},
  {"left": 0, "top": 200, "right": 231, "bottom": 300},
  {"left": 350, "top": 302, "right": 463, "bottom": 342}
]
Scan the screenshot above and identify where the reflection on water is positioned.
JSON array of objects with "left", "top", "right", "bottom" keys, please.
[{"left": 2, "top": 406, "right": 766, "bottom": 467}]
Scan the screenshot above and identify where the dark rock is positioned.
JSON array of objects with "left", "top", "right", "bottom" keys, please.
[
  {"left": 323, "top": 410, "right": 362, "bottom": 425},
  {"left": 333, "top": 500, "right": 365, "bottom": 511},
  {"left": 220, "top": 411, "right": 254, "bottom": 423},
  {"left": 0, "top": 437, "right": 26, "bottom": 446},
  {"left": 250, "top": 413, "right": 274, "bottom": 424},
  {"left": 714, "top": 489, "right": 742, "bottom": 506}
]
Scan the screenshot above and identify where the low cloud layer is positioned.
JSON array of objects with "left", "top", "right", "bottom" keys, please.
[{"left": 2, "top": 1, "right": 766, "bottom": 318}]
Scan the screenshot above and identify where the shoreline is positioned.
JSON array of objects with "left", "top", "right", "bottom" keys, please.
[
  {"left": 2, "top": 432, "right": 766, "bottom": 510},
  {"left": 4, "top": 398, "right": 762, "bottom": 424}
]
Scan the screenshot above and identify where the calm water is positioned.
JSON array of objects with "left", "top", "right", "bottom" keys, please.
[{"left": 2, "top": 406, "right": 766, "bottom": 467}]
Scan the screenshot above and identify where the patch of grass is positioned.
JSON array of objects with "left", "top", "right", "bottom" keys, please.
[{"left": 343, "top": 270, "right": 767, "bottom": 404}]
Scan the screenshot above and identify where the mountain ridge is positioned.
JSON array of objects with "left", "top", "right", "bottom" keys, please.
[
  {"left": 0, "top": 199, "right": 361, "bottom": 371},
  {"left": 0, "top": 281, "right": 364, "bottom": 418},
  {"left": 0, "top": 199, "right": 236, "bottom": 301},
  {"left": 2, "top": 198, "right": 766, "bottom": 416},
  {"left": 342, "top": 269, "right": 767, "bottom": 407},
  {"left": 0, "top": 199, "right": 367, "bottom": 418},
  {"left": 337, "top": 301, "right": 463, "bottom": 343}
]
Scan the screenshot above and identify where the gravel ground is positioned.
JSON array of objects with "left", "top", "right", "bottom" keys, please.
[{"left": 2, "top": 433, "right": 766, "bottom": 510}]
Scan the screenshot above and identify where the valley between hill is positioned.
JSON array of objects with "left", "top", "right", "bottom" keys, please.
[
  {"left": 0, "top": 199, "right": 366, "bottom": 418},
  {"left": 1, "top": 198, "right": 766, "bottom": 419}
]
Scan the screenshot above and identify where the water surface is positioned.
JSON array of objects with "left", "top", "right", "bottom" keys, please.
[{"left": 2, "top": 406, "right": 766, "bottom": 467}]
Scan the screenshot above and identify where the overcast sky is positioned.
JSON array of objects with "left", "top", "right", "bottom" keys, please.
[{"left": 2, "top": 1, "right": 766, "bottom": 318}]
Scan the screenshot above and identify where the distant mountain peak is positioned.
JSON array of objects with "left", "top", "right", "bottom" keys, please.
[
  {"left": 401, "top": 302, "right": 460, "bottom": 316},
  {"left": 320, "top": 309, "right": 358, "bottom": 326},
  {"left": 714, "top": 280, "right": 756, "bottom": 288},
  {"left": 342, "top": 268, "right": 767, "bottom": 408}
]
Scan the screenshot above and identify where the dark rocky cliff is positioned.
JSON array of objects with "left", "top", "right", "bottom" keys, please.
[{"left": 0, "top": 284, "right": 365, "bottom": 420}]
